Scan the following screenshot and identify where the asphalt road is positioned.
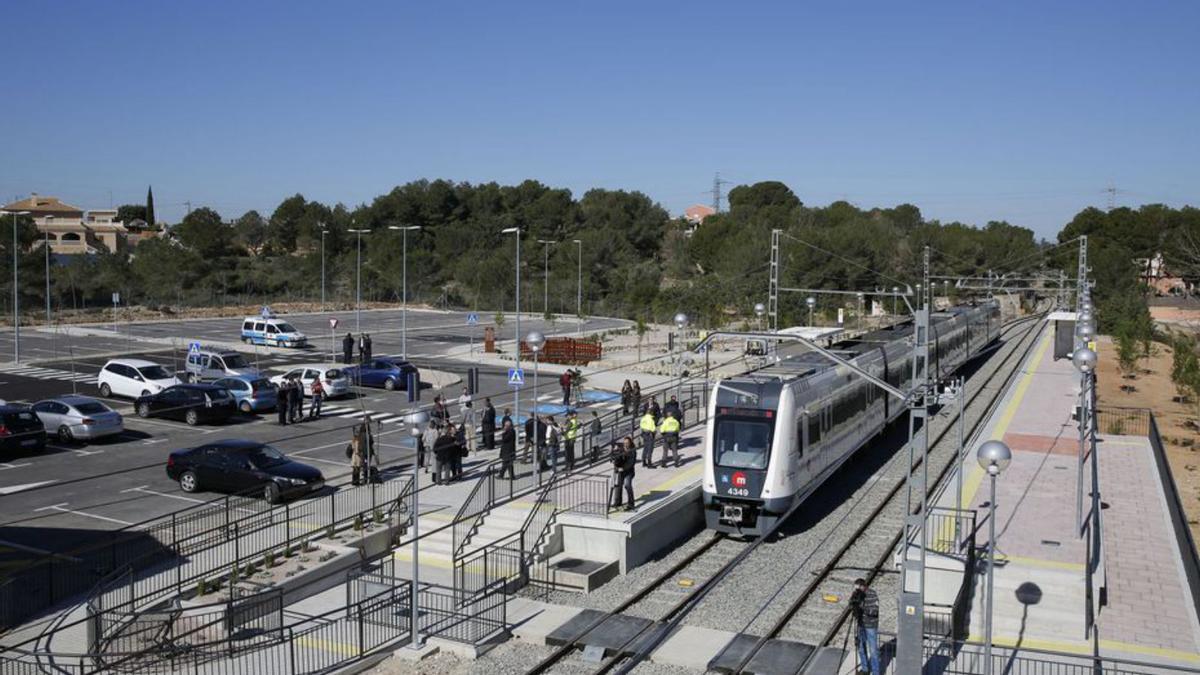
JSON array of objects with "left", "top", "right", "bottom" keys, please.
[{"left": 0, "top": 308, "right": 630, "bottom": 565}]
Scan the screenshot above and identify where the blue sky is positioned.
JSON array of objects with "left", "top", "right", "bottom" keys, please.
[{"left": 2, "top": 1, "right": 1197, "bottom": 239}]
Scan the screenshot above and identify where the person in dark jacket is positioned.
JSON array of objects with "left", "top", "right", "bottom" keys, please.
[
  {"left": 432, "top": 426, "right": 455, "bottom": 485},
  {"left": 523, "top": 416, "right": 536, "bottom": 463},
  {"left": 452, "top": 423, "right": 466, "bottom": 479},
  {"left": 358, "top": 334, "right": 367, "bottom": 363},
  {"left": 609, "top": 436, "right": 636, "bottom": 511},
  {"left": 620, "top": 380, "right": 633, "bottom": 414},
  {"left": 276, "top": 381, "right": 289, "bottom": 425},
  {"left": 363, "top": 333, "right": 373, "bottom": 361},
  {"left": 481, "top": 398, "right": 497, "bottom": 450},
  {"left": 631, "top": 381, "right": 642, "bottom": 415},
  {"left": 648, "top": 396, "right": 661, "bottom": 425},
  {"left": 663, "top": 395, "right": 682, "bottom": 426},
  {"left": 498, "top": 419, "right": 516, "bottom": 479},
  {"left": 431, "top": 396, "right": 449, "bottom": 430},
  {"left": 501, "top": 408, "right": 513, "bottom": 429},
  {"left": 589, "top": 411, "right": 603, "bottom": 461},
  {"left": 342, "top": 333, "right": 354, "bottom": 364},
  {"left": 850, "top": 578, "right": 880, "bottom": 675}
]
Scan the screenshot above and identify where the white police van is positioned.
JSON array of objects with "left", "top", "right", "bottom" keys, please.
[{"left": 241, "top": 312, "right": 308, "bottom": 348}]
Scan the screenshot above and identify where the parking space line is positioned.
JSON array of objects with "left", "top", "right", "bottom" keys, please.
[
  {"left": 0, "top": 462, "right": 32, "bottom": 471},
  {"left": 120, "top": 485, "right": 205, "bottom": 504},
  {"left": 34, "top": 503, "right": 134, "bottom": 526},
  {"left": 45, "top": 444, "right": 106, "bottom": 457},
  {"left": 0, "top": 480, "right": 57, "bottom": 495}
]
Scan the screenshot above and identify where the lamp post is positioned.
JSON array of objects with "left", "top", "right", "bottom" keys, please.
[
  {"left": 891, "top": 286, "right": 899, "bottom": 315},
  {"left": 1072, "top": 345, "right": 1096, "bottom": 535},
  {"left": 389, "top": 225, "right": 422, "bottom": 359},
  {"left": 319, "top": 228, "right": 327, "bottom": 311},
  {"left": 348, "top": 228, "right": 370, "bottom": 335},
  {"left": 674, "top": 312, "right": 689, "bottom": 401},
  {"left": 806, "top": 296, "right": 816, "bottom": 327},
  {"left": 573, "top": 239, "right": 583, "bottom": 336},
  {"left": 753, "top": 302, "right": 766, "bottom": 332},
  {"left": 977, "top": 439, "right": 1012, "bottom": 675},
  {"left": 537, "top": 239, "right": 556, "bottom": 318},
  {"left": 502, "top": 227, "right": 522, "bottom": 435},
  {"left": 2, "top": 210, "right": 30, "bottom": 362},
  {"left": 405, "top": 409, "right": 430, "bottom": 650},
  {"left": 44, "top": 229, "right": 51, "bottom": 326},
  {"left": 526, "top": 330, "right": 545, "bottom": 480}
]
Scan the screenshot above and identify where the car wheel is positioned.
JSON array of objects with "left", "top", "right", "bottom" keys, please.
[
  {"left": 57, "top": 426, "right": 74, "bottom": 443},
  {"left": 263, "top": 482, "right": 280, "bottom": 504},
  {"left": 240, "top": 400, "right": 253, "bottom": 414},
  {"left": 179, "top": 470, "right": 199, "bottom": 493},
  {"left": 99, "top": 383, "right": 112, "bottom": 398},
  {"left": 185, "top": 409, "right": 200, "bottom": 426},
  {"left": 383, "top": 377, "right": 396, "bottom": 391},
  {"left": 141, "top": 390, "right": 151, "bottom": 397},
  {"left": 241, "top": 336, "right": 249, "bottom": 343},
  {"left": 137, "top": 402, "right": 152, "bottom": 418}
]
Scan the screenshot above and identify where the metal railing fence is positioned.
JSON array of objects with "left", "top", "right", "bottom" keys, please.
[{"left": 908, "top": 635, "right": 1200, "bottom": 674}]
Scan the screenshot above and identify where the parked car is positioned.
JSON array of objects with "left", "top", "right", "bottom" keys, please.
[
  {"left": 98, "top": 359, "right": 181, "bottom": 399},
  {"left": 0, "top": 403, "right": 46, "bottom": 454},
  {"left": 213, "top": 376, "right": 278, "bottom": 414},
  {"left": 240, "top": 316, "right": 308, "bottom": 348},
  {"left": 31, "top": 396, "right": 124, "bottom": 443},
  {"left": 343, "top": 358, "right": 419, "bottom": 391},
  {"left": 166, "top": 439, "right": 324, "bottom": 503},
  {"left": 268, "top": 365, "right": 350, "bottom": 398},
  {"left": 135, "top": 384, "right": 236, "bottom": 426},
  {"left": 185, "top": 348, "right": 261, "bottom": 382}
]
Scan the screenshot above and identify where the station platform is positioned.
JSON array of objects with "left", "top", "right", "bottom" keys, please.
[{"left": 929, "top": 321, "right": 1200, "bottom": 668}]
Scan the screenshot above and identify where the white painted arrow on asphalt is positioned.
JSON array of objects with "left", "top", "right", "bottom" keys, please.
[{"left": 0, "top": 480, "right": 57, "bottom": 495}]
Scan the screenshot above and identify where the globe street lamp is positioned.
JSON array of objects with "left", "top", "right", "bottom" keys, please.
[
  {"left": 526, "top": 330, "right": 546, "bottom": 480},
  {"left": 754, "top": 302, "right": 766, "bottom": 332},
  {"left": 1072, "top": 346, "right": 1096, "bottom": 534},
  {"left": 402, "top": 409, "right": 429, "bottom": 649},
  {"left": 891, "top": 286, "right": 899, "bottom": 315},
  {"left": 977, "top": 439, "right": 1012, "bottom": 675},
  {"left": 502, "top": 227, "right": 522, "bottom": 437},
  {"left": 806, "top": 296, "right": 816, "bottom": 327},
  {"left": 389, "top": 225, "right": 422, "bottom": 359},
  {"left": 674, "top": 313, "right": 689, "bottom": 402}
]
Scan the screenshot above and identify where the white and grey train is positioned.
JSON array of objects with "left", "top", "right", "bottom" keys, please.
[{"left": 702, "top": 301, "right": 1002, "bottom": 536}]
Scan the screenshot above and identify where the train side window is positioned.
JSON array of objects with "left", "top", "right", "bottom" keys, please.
[
  {"left": 796, "top": 414, "right": 805, "bottom": 458},
  {"left": 807, "top": 411, "right": 821, "bottom": 447}
]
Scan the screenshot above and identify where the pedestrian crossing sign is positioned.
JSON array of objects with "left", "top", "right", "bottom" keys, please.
[
  {"left": 507, "top": 368, "right": 525, "bottom": 387},
  {"left": 188, "top": 341, "right": 201, "bottom": 355},
  {"left": 467, "top": 313, "right": 479, "bottom": 326}
]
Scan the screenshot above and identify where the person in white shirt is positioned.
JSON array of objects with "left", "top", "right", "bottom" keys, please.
[{"left": 458, "top": 387, "right": 476, "bottom": 451}]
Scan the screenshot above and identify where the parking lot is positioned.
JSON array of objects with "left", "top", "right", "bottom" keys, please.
[{"left": 0, "top": 308, "right": 629, "bottom": 565}]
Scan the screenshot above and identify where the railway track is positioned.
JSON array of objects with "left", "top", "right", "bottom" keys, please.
[{"left": 521, "top": 314, "right": 1046, "bottom": 675}]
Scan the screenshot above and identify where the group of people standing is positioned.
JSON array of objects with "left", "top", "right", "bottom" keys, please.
[
  {"left": 341, "top": 332, "right": 373, "bottom": 364},
  {"left": 637, "top": 394, "right": 683, "bottom": 468},
  {"left": 619, "top": 379, "right": 642, "bottom": 415},
  {"left": 276, "top": 375, "right": 324, "bottom": 424},
  {"left": 415, "top": 389, "right": 486, "bottom": 485}
]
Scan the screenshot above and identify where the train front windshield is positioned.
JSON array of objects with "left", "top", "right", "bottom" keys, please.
[{"left": 713, "top": 416, "right": 774, "bottom": 470}]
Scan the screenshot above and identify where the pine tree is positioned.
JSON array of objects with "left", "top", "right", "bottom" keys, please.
[{"left": 146, "top": 185, "right": 156, "bottom": 228}]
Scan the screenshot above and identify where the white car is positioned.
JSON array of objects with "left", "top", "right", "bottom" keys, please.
[
  {"left": 269, "top": 365, "right": 350, "bottom": 399},
  {"left": 97, "top": 359, "right": 182, "bottom": 399}
]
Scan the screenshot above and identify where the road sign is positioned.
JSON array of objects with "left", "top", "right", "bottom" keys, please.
[
  {"left": 112, "top": 292, "right": 120, "bottom": 305},
  {"left": 188, "top": 341, "right": 201, "bottom": 355},
  {"left": 329, "top": 318, "right": 339, "bottom": 329},
  {"left": 507, "top": 368, "right": 525, "bottom": 387},
  {"left": 466, "top": 312, "right": 479, "bottom": 326}
]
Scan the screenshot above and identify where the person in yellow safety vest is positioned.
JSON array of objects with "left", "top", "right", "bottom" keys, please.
[
  {"left": 659, "top": 412, "right": 681, "bottom": 468},
  {"left": 639, "top": 407, "right": 657, "bottom": 468},
  {"left": 564, "top": 412, "right": 580, "bottom": 471}
]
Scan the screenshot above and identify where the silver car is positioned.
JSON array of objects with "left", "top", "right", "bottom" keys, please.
[{"left": 31, "top": 396, "right": 125, "bottom": 443}]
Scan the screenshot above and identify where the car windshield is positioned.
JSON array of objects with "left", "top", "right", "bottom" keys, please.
[
  {"left": 275, "top": 323, "right": 297, "bottom": 333},
  {"left": 138, "top": 365, "right": 173, "bottom": 380},
  {"left": 251, "top": 379, "right": 274, "bottom": 392},
  {"left": 246, "top": 445, "right": 288, "bottom": 467},
  {"left": 713, "top": 416, "right": 773, "bottom": 470},
  {"left": 223, "top": 354, "right": 250, "bottom": 369},
  {"left": 324, "top": 369, "right": 343, "bottom": 379},
  {"left": 74, "top": 402, "right": 110, "bottom": 415},
  {"left": 206, "top": 389, "right": 231, "bottom": 402}
]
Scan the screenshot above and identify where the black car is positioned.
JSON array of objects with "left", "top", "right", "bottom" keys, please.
[
  {"left": 135, "top": 384, "right": 236, "bottom": 426},
  {"left": 0, "top": 404, "right": 47, "bottom": 454},
  {"left": 166, "top": 439, "right": 324, "bottom": 503}
]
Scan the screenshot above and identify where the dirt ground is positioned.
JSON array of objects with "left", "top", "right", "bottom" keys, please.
[{"left": 1093, "top": 335, "right": 1200, "bottom": 548}]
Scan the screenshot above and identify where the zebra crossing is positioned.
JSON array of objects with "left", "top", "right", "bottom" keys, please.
[
  {"left": 316, "top": 404, "right": 409, "bottom": 427},
  {"left": 0, "top": 364, "right": 96, "bottom": 384}
]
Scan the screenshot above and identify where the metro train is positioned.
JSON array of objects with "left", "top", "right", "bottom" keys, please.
[{"left": 702, "top": 301, "right": 1002, "bottom": 536}]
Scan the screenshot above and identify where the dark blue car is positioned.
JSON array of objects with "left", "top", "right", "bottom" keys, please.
[{"left": 344, "top": 358, "right": 419, "bottom": 391}]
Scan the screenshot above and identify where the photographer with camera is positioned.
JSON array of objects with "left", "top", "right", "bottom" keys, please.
[{"left": 608, "top": 436, "right": 637, "bottom": 512}]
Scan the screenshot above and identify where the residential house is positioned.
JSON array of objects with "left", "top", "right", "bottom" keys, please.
[{"left": 2, "top": 194, "right": 129, "bottom": 254}]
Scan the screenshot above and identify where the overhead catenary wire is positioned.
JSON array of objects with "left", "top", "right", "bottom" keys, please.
[{"left": 776, "top": 230, "right": 912, "bottom": 290}]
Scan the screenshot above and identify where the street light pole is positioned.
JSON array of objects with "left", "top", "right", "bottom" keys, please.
[
  {"left": 44, "top": 230, "right": 51, "bottom": 326},
  {"left": 1072, "top": 343, "right": 1096, "bottom": 536},
  {"left": 390, "top": 225, "right": 422, "bottom": 360},
  {"left": 673, "top": 313, "right": 688, "bottom": 402},
  {"left": 320, "top": 228, "right": 327, "bottom": 310},
  {"left": 573, "top": 239, "right": 582, "bottom": 336},
  {"left": 526, "top": 330, "right": 545, "bottom": 482},
  {"left": 976, "top": 440, "right": 1011, "bottom": 675},
  {"left": 348, "top": 228, "right": 370, "bottom": 335},
  {"left": 502, "top": 227, "right": 522, "bottom": 437},
  {"left": 806, "top": 296, "right": 816, "bottom": 327},
  {"left": 3, "top": 210, "right": 30, "bottom": 363}
]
